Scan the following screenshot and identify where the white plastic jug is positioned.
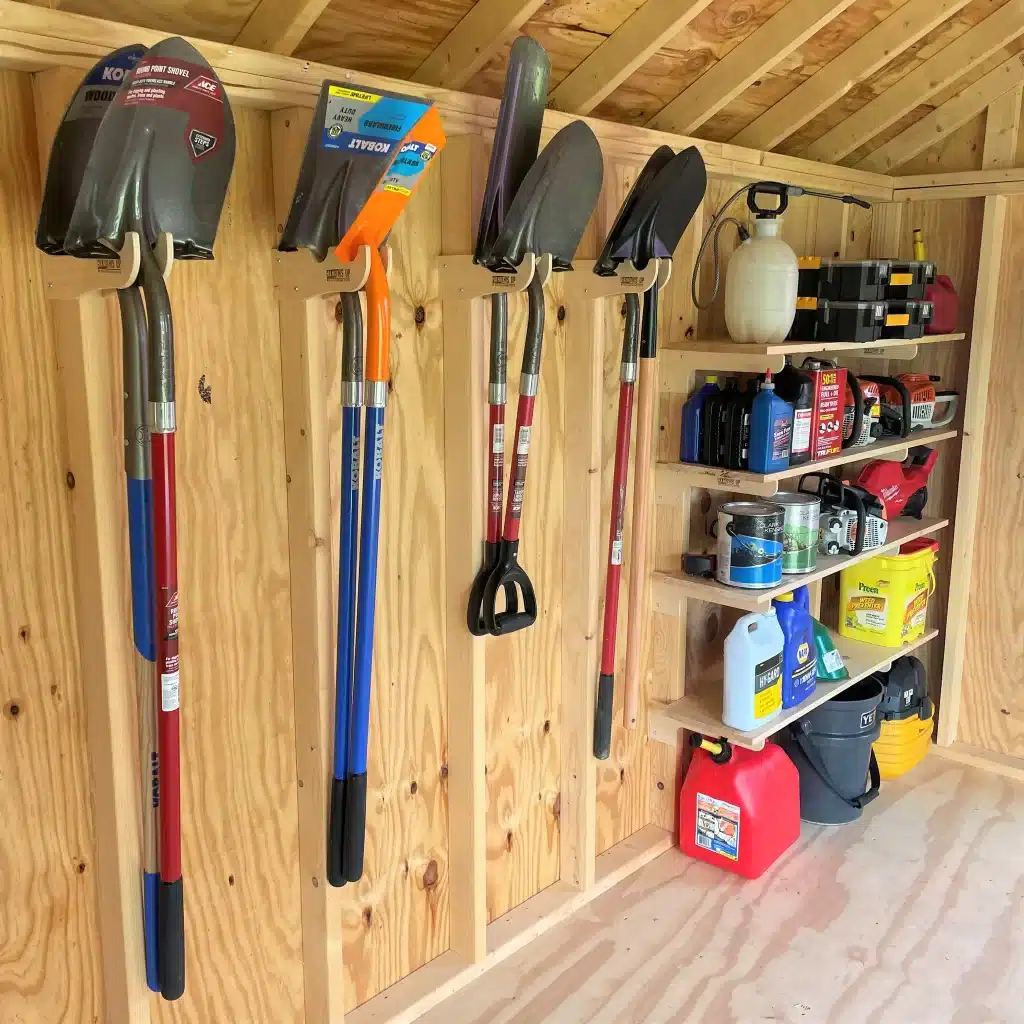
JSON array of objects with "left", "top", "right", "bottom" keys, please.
[
  {"left": 725, "top": 219, "right": 798, "bottom": 344},
  {"left": 723, "top": 609, "right": 785, "bottom": 732}
]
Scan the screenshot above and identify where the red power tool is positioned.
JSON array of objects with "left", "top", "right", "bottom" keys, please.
[{"left": 855, "top": 446, "right": 937, "bottom": 519}]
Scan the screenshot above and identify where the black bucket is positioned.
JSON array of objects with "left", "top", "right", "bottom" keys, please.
[{"left": 779, "top": 678, "right": 883, "bottom": 824}]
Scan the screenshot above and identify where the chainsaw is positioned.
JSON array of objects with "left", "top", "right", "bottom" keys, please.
[
  {"left": 798, "top": 472, "right": 888, "bottom": 556},
  {"left": 855, "top": 446, "right": 937, "bottom": 519},
  {"left": 862, "top": 374, "right": 958, "bottom": 438}
]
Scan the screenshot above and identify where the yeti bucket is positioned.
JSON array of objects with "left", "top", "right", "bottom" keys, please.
[{"left": 779, "top": 677, "right": 883, "bottom": 824}]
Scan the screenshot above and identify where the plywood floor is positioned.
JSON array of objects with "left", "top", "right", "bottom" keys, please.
[{"left": 421, "top": 756, "right": 1024, "bottom": 1024}]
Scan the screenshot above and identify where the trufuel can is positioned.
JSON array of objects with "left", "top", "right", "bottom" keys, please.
[
  {"left": 772, "top": 492, "right": 820, "bottom": 575},
  {"left": 715, "top": 501, "right": 784, "bottom": 589}
]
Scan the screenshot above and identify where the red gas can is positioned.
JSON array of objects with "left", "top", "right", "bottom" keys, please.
[{"left": 680, "top": 740, "right": 800, "bottom": 879}]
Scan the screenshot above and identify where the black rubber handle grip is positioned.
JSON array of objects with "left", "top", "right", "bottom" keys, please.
[
  {"left": 343, "top": 772, "right": 367, "bottom": 883},
  {"left": 593, "top": 673, "right": 614, "bottom": 760},
  {"left": 328, "top": 776, "right": 348, "bottom": 887},
  {"left": 491, "top": 608, "right": 537, "bottom": 635},
  {"left": 159, "top": 878, "right": 185, "bottom": 1001}
]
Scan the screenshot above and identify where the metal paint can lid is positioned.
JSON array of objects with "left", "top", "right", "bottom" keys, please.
[{"left": 720, "top": 501, "right": 784, "bottom": 517}]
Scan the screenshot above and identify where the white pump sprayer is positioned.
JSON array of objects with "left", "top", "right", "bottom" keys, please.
[{"left": 692, "top": 181, "right": 871, "bottom": 346}]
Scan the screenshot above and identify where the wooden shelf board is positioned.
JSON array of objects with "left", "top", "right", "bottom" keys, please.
[
  {"left": 648, "top": 628, "right": 939, "bottom": 752},
  {"left": 656, "top": 427, "right": 959, "bottom": 498},
  {"left": 654, "top": 516, "right": 949, "bottom": 613},
  {"left": 674, "top": 332, "right": 965, "bottom": 358}
]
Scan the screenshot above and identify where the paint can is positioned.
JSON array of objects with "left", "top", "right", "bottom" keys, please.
[
  {"left": 772, "top": 492, "right": 820, "bottom": 575},
  {"left": 714, "top": 501, "right": 784, "bottom": 589}
]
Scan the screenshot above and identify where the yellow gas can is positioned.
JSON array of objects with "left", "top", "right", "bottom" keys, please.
[{"left": 839, "top": 538, "right": 937, "bottom": 647}]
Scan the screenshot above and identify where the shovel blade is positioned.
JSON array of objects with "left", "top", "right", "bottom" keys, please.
[
  {"left": 608, "top": 146, "right": 707, "bottom": 264},
  {"left": 483, "top": 119, "right": 603, "bottom": 271},
  {"left": 594, "top": 145, "right": 675, "bottom": 275},
  {"left": 279, "top": 82, "right": 434, "bottom": 260},
  {"left": 36, "top": 45, "right": 147, "bottom": 256},
  {"left": 64, "top": 36, "right": 236, "bottom": 259},
  {"left": 474, "top": 36, "right": 550, "bottom": 266}
]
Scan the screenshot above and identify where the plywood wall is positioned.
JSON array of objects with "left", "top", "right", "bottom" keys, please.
[
  {"left": 4, "top": 68, "right": 673, "bottom": 1023},
  {"left": 0, "top": 68, "right": 106, "bottom": 1023},
  {"left": 959, "top": 194, "right": 1024, "bottom": 757}
]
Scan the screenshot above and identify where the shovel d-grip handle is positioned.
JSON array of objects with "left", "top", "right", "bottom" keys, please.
[
  {"left": 467, "top": 385, "right": 519, "bottom": 635},
  {"left": 482, "top": 538, "right": 538, "bottom": 635},
  {"left": 468, "top": 540, "right": 519, "bottom": 635}
]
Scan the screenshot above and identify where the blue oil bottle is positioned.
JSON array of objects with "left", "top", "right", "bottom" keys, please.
[
  {"left": 680, "top": 375, "right": 720, "bottom": 464},
  {"left": 772, "top": 585, "right": 817, "bottom": 709},
  {"left": 748, "top": 370, "right": 793, "bottom": 473}
]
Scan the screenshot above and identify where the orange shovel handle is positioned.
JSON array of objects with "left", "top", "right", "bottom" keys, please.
[{"left": 364, "top": 246, "right": 391, "bottom": 384}]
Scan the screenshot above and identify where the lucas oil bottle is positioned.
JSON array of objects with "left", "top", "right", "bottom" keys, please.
[
  {"left": 772, "top": 586, "right": 817, "bottom": 708},
  {"left": 722, "top": 609, "right": 784, "bottom": 732}
]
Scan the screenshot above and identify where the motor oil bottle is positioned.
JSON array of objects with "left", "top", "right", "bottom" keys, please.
[
  {"left": 680, "top": 737, "right": 800, "bottom": 879},
  {"left": 748, "top": 370, "right": 793, "bottom": 473},
  {"left": 703, "top": 377, "right": 738, "bottom": 466},
  {"left": 680, "top": 375, "right": 721, "bottom": 464},
  {"left": 772, "top": 586, "right": 817, "bottom": 708},
  {"left": 722, "top": 609, "right": 784, "bottom": 731},
  {"left": 722, "top": 379, "right": 755, "bottom": 469},
  {"left": 771, "top": 357, "right": 813, "bottom": 465}
]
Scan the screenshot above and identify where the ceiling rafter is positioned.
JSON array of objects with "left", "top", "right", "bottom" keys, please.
[
  {"left": 730, "top": 0, "right": 973, "bottom": 152},
  {"left": 234, "top": 0, "right": 333, "bottom": 56},
  {"left": 549, "top": 0, "right": 713, "bottom": 115},
  {"left": 804, "top": 0, "right": 1024, "bottom": 164},
  {"left": 647, "top": 0, "right": 856, "bottom": 135},
  {"left": 858, "top": 54, "right": 1024, "bottom": 173},
  {"left": 982, "top": 81, "right": 1023, "bottom": 169},
  {"left": 411, "top": 0, "right": 546, "bottom": 90}
]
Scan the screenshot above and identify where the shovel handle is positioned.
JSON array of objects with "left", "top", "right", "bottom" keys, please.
[
  {"left": 482, "top": 539, "right": 537, "bottom": 635},
  {"left": 467, "top": 541, "right": 519, "bottom": 636},
  {"left": 623, "top": 358, "right": 656, "bottom": 730}
]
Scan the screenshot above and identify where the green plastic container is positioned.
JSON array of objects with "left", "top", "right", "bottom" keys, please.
[{"left": 813, "top": 618, "right": 848, "bottom": 681}]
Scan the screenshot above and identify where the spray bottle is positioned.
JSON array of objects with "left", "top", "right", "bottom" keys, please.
[{"left": 691, "top": 182, "right": 871, "bottom": 346}]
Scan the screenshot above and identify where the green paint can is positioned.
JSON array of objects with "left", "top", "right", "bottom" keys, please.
[{"left": 773, "top": 492, "right": 820, "bottom": 575}]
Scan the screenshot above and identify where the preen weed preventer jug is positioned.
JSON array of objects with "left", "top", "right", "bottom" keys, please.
[{"left": 839, "top": 538, "right": 938, "bottom": 647}]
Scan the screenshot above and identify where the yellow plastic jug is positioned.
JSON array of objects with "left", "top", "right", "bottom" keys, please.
[{"left": 838, "top": 538, "right": 937, "bottom": 647}]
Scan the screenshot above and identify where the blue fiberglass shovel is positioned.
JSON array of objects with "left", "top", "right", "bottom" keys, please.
[
  {"left": 278, "top": 84, "right": 436, "bottom": 886},
  {"left": 35, "top": 43, "right": 162, "bottom": 992}
]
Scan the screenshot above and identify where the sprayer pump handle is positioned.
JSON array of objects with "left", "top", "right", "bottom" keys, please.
[{"left": 747, "top": 182, "right": 790, "bottom": 219}]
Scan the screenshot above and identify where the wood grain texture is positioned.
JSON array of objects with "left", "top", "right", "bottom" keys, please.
[
  {"left": 336, "top": 155, "right": 451, "bottom": 1005},
  {"left": 0, "top": 68, "right": 105, "bottom": 1024},
  {"left": 146, "top": 107, "right": 304, "bottom": 1024},
  {"left": 959, "top": 195, "right": 1024, "bottom": 756},
  {"left": 484, "top": 275, "right": 565, "bottom": 922},
  {"left": 419, "top": 758, "right": 1024, "bottom": 1024}
]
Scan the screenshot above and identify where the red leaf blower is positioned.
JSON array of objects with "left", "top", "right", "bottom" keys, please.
[{"left": 855, "top": 446, "right": 937, "bottom": 520}]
